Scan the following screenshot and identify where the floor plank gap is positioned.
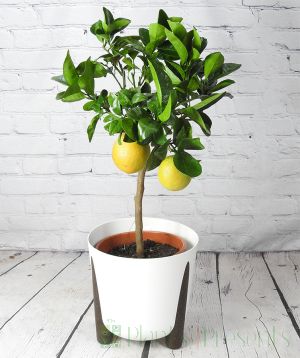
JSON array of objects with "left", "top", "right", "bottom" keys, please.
[
  {"left": 56, "top": 299, "right": 94, "bottom": 358},
  {"left": 0, "top": 251, "right": 83, "bottom": 331},
  {"left": 262, "top": 253, "right": 300, "bottom": 339},
  {"left": 216, "top": 253, "right": 230, "bottom": 358},
  {"left": 0, "top": 251, "right": 38, "bottom": 277}
]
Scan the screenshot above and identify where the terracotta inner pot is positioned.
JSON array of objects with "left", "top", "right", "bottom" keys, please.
[{"left": 95, "top": 231, "right": 186, "bottom": 255}]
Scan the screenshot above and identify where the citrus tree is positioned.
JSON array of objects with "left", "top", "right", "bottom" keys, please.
[{"left": 53, "top": 7, "right": 241, "bottom": 257}]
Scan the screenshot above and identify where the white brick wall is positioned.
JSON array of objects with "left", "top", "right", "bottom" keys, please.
[{"left": 0, "top": 0, "right": 300, "bottom": 251}]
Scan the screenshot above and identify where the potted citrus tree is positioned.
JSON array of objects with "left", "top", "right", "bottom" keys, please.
[{"left": 53, "top": 7, "right": 240, "bottom": 348}]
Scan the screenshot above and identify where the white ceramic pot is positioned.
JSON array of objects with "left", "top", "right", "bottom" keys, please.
[{"left": 88, "top": 217, "right": 199, "bottom": 342}]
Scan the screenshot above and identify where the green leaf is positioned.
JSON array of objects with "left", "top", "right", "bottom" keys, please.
[
  {"left": 94, "top": 63, "right": 107, "bottom": 77},
  {"left": 108, "top": 18, "right": 131, "bottom": 35},
  {"left": 191, "top": 92, "right": 226, "bottom": 111},
  {"left": 158, "top": 9, "right": 170, "bottom": 29},
  {"left": 165, "top": 66, "right": 181, "bottom": 85},
  {"left": 52, "top": 75, "right": 68, "bottom": 85},
  {"left": 148, "top": 59, "right": 172, "bottom": 107},
  {"left": 147, "top": 141, "right": 169, "bottom": 171},
  {"left": 138, "top": 117, "right": 159, "bottom": 141},
  {"left": 63, "top": 50, "right": 78, "bottom": 86},
  {"left": 122, "top": 117, "right": 137, "bottom": 140},
  {"left": 210, "top": 79, "right": 235, "bottom": 92},
  {"left": 182, "top": 107, "right": 211, "bottom": 136},
  {"left": 204, "top": 52, "right": 224, "bottom": 79},
  {"left": 104, "top": 119, "right": 122, "bottom": 135},
  {"left": 78, "top": 58, "right": 95, "bottom": 95},
  {"left": 153, "top": 127, "right": 167, "bottom": 145},
  {"left": 174, "top": 151, "right": 202, "bottom": 177},
  {"left": 132, "top": 93, "right": 148, "bottom": 104},
  {"left": 103, "top": 7, "right": 114, "bottom": 25},
  {"left": 165, "top": 29, "right": 188, "bottom": 64},
  {"left": 167, "top": 20, "right": 186, "bottom": 40},
  {"left": 56, "top": 91, "right": 65, "bottom": 100},
  {"left": 149, "top": 23, "right": 166, "bottom": 45},
  {"left": 192, "top": 28, "right": 207, "bottom": 53},
  {"left": 83, "top": 100, "right": 96, "bottom": 111},
  {"left": 87, "top": 114, "right": 100, "bottom": 142},
  {"left": 214, "top": 63, "right": 241, "bottom": 80},
  {"left": 169, "top": 16, "right": 183, "bottom": 23},
  {"left": 139, "top": 28, "right": 150, "bottom": 45},
  {"left": 166, "top": 61, "right": 185, "bottom": 79},
  {"left": 178, "top": 138, "right": 205, "bottom": 151},
  {"left": 61, "top": 83, "right": 85, "bottom": 102},
  {"left": 158, "top": 94, "right": 172, "bottom": 122},
  {"left": 118, "top": 91, "right": 131, "bottom": 106}
]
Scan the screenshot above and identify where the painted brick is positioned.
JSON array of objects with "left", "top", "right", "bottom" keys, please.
[
  {"left": 23, "top": 157, "right": 57, "bottom": 174},
  {"left": 0, "top": 1, "right": 299, "bottom": 251}
]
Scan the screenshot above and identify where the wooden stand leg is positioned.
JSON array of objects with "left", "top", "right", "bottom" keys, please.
[
  {"left": 91, "top": 258, "right": 115, "bottom": 345},
  {"left": 165, "top": 262, "right": 190, "bottom": 350}
]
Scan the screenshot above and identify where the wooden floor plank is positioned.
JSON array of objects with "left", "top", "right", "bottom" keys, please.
[
  {"left": 0, "top": 253, "right": 91, "bottom": 358},
  {"left": 60, "top": 303, "right": 146, "bottom": 358},
  {"left": 219, "top": 253, "right": 300, "bottom": 358},
  {"left": 0, "top": 250, "right": 36, "bottom": 276},
  {"left": 0, "top": 251, "right": 79, "bottom": 328},
  {"left": 149, "top": 253, "right": 228, "bottom": 357},
  {"left": 264, "top": 252, "right": 300, "bottom": 336}
]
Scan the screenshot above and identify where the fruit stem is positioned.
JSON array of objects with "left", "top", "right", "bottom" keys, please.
[{"left": 135, "top": 165, "right": 147, "bottom": 258}]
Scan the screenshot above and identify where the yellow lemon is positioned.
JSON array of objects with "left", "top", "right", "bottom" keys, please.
[
  {"left": 158, "top": 156, "right": 191, "bottom": 191},
  {"left": 112, "top": 136, "right": 150, "bottom": 174}
]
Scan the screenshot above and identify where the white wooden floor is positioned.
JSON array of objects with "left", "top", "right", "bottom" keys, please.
[{"left": 0, "top": 251, "right": 300, "bottom": 358}]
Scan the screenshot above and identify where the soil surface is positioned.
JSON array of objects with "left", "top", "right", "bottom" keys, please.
[{"left": 108, "top": 239, "right": 178, "bottom": 258}]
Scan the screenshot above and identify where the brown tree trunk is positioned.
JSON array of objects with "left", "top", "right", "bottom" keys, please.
[{"left": 135, "top": 165, "right": 147, "bottom": 258}]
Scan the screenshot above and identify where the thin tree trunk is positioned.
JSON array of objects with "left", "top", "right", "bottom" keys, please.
[{"left": 135, "top": 165, "right": 147, "bottom": 258}]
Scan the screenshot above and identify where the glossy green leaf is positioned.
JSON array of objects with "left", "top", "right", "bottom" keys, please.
[
  {"left": 52, "top": 75, "right": 68, "bottom": 85},
  {"left": 178, "top": 137, "right": 205, "bottom": 151},
  {"left": 132, "top": 93, "right": 148, "bottom": 104},
  {"left": 122, "top": 117, "right": 137, "bottom": 140},
  {"left": 192, "top": 28, "right": 207, "bottom": 53},
  {"left": 104, "top": 120, "right": 122, "bottom": 135},
  {"left": 83, "top": 100, "right": 96, "bottom": 111},
  {"left": 158, "top": 94, "right": 172, "bottom": 122},
  {"left": 61, "top": 83, "right": 85, "bottom": 102},
  {"left": 103, "top": 7, "right": 114, "bottom": 25},
  {"left": 157, "top": 9, "right": 170, "bottom": 29},
  {"left": 149, "top": 23, "right": 166, "bottom": 45},
  {"left": 167, "top": 20, "right": 186, "bottom": 40},
  {"left": 118, "top": 91, "right": 131, "bottom": 106},
  {"left": 214, "top": 63, "right": 241, "bottom": 80},
  {"left": 63, "top": 51, "right": 78, "bottom": 86},
  {"left": 147, "top": 141, "right": 169, "bottom": 171},
  {"left": 165, "top": 66, "right": 181, "bottom": 85},
  {"left": 165, "top": 29, "right": 188, "bottom": 64},
  {"left": 174, "top": 151, "right": 202, "bottom": 177},
  {"left": 94, "top": 63, "right": 107, "bottom": 77},
  {"left": 138, "top": 117, "right": 159, "bottom": 141},
  {"left": 56, "top": 91, "right": 65, "bottom": 100},
  {"left": 148, "top": 59, "right": 172, "bottom": 108},
  {"left": 78, "top": 58, "right": 95, "bottom": 95},
  {"left": 182, "top": 107, "right": 211, "bottom": 136},
  {"left": 204, "top": 52, "right": 224, "bottom": 79},
  {"left": 139, "top": 28, "right": 150, "bottom": 45},
  {"left": 108, "top": 18, "right": 131, "bottom": 35},
  {"left": 87, "top": 114, "right": 100, "bottom": 142},
  {"left": 192, "top": 92, "right": 226, "bottom": 111},
  {"left": 210, "top": 79, "right": 235, "bottom": 92}
]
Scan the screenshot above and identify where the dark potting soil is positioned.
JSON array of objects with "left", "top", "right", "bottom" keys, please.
[{"left": 107, "top": 239, "right": 178, "bottom": 258}]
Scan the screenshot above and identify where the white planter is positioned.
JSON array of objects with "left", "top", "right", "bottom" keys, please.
[{"left": 88, "top": 217, "right": 199, "bottom": 344}]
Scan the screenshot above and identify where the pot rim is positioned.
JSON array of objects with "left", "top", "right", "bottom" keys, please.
[
  {"left": 88, "top": 217, "right": 199, "bottom": 262},
  {"left": 95, "top": 230, "right": 187, "bottom": 257}
]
